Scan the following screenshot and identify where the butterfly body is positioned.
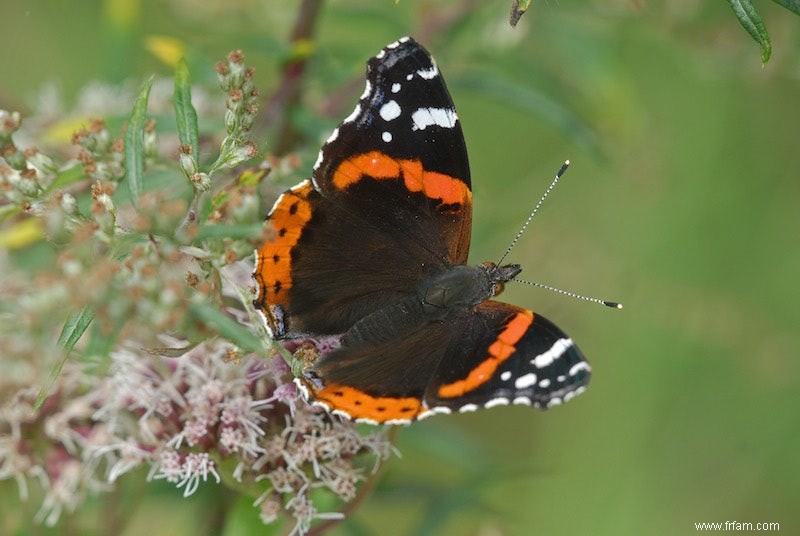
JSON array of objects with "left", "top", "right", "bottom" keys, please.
[{"left": 254, "top": 37, "right": 591, "bottom": 424}]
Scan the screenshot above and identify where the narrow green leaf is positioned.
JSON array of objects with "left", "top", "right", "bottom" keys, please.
[
  {"left": 771, "top": 0, "right": 800, "bottom": 16},
  {"left": 174, "top": 58, "right": 200, "bottom": 163},
  {"left": 728, "top": 0, "right": 773, "bottom": 64},
  {"left": 188, "top": 302, "right": 263, "bottom": 353},
  {"left": 57, "top": 307, "right": 96, "bottom": 350},
  {"left": 124, "top": 76, "right": 154, "bottom": 209},
  {"left": 34, "top": 308, "right": 95, "bottom": 411}
]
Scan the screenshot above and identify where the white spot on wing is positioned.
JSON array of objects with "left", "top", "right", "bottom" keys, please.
[
  {"left": 312, "top": 150, "right": 324, "bottom": 172},
  {"left": 569, "top": 361, "right": 591, "bottom": 376},
  {"left": 384, "top": 418, "right": 412, "bottom": 426},
  {"left": 343, "top": 103, "right": 362, "bottom": 124},
  {"left": 382, "top": 131, "right": 392, "bottom": 142},
  {"left": 290, "top": 179, "right": 311, "bottom": 192},
  {"left": 379, "top": 100, "right": 401, "bottom": 121},
  {"left": 406, "top": 73, "right": 413, "bottom": 81},
  {"left": 514, "top": 372, "right": 537, "bottom": 389},
  {"left": 411, "top": 107, "right": 458, "bottom": 130},
  {"left": 255, "top": 308, "right": 272, "bottom": 336},
  {"left": 500, "top": 371, "right": 512, "bottom": 381},
  {"left": 311, "top": 401, "right": 331, "bottom": 415},
  {"left": 538, "top": 378, "right": 551, "bottom": 388},
  {"left": 513, "top": 396, "right": 532, "bottom": 406},
  {"left": 416, "top": 60, "right": 439, "bottom": 80},
  {"left": 268, "top": 190, "right": 288, "bottom": 216},
  {"left": 417, "top": 406, "right": 451, "bottom": 421},
  {"left": 391, "top": 83, "right": 401, "bottom": 93},
  {"left": 547, "top": 398, "right": 563, "bottom": 408},
  {"left": 459, "top": 404, "right": 479, "bottom": 413},
  {"left": 252, "top": 248, "right": 261, "bottom": 277},
  {"left": 485, "top": 398, "right": 509, "bottom": 409},
  {"left": 359, "top": 80, "right": 372, "bottom": 101},
  {"left": 331, "top": 409, "right": 351, "bottom": 420},
  {"left": 354, "top": 416, "right": 381, "bottom": 425},
  {"left": 325, "top": 127, "right": 339, "bottom": 144},
  {"left": 531, "top": 338, "right": 573, "bottom": 369}
]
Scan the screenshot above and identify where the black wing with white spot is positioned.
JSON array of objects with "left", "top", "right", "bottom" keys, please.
[{"left": 310, "top": 37, "right": 473, "bottom": 266}]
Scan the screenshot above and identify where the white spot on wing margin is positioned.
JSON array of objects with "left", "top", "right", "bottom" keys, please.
[{"left": 342, "top": 103, "right": 362, "bottom": 124}]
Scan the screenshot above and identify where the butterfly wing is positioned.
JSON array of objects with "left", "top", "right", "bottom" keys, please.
[
  {"left": 424, "top": 301, "right": 591, "bottom": 412},
  {"left": 311, "top": 37, "right": 472, "bottom": 266},
  {"left": 255, "top": 37, "right": 473, "bottom": 337},
  {"left": 295, "top": 299, "right": 590, "bottom": 424}
]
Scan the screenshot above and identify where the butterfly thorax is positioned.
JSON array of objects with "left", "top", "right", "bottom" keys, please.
[{"left": 419, "top": 262, "right": 522, "bottom": 319}]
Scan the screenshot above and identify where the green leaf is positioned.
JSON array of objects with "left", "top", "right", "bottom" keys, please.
[
  {"left": 34, "top": 307, "right": 95, "bottom": 411},
  {"left": 124, "top": 76, "right": 154, "bottom": 209},
  {"left": 771, "top": 0, "right": 800, "bottom": 16},
  {"left": 728, "top": 0, "right": 772, "bottom": 64},
  {"left": 56, "top": 307, "right": 95, "bottom": 350},
  {"left": 188, "top": 301, "right": 263, "bottom": 353},
  {"left": 174, "top": 57, "right": 200, "bottom": 163}
]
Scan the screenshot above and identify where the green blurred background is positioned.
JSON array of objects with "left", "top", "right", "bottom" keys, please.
[{"left": 1, "top": 1, "right": 798, "bottom": 534}]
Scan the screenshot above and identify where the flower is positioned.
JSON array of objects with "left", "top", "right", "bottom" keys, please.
[{"left": 0, "top": 337, "right": 395, "bottom": 533}]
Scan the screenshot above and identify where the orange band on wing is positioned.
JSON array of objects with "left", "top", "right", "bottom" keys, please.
[
  {"left": 437, "top": 310, "right": 533, "bottom": 399},
  {"left": 332, "top": 151, "right": 470, "bottom": 206},
  {"left": 255, "top": 180, "right": 314, "bottom": 307},
  {"left": 312, "top": 382, "right": 422, "bottom": 423}
]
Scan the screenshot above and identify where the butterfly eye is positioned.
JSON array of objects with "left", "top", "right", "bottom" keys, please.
[{"left": 493, "top": 281, "right": 505, "bottom": 296}]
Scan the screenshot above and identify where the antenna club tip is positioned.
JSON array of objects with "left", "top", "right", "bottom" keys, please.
[
  {"left": 603, "top": 301, "right": 623, "bottom": 309},
  {"left": 564, "top": 159, "right": 570, "bottom": 165}
]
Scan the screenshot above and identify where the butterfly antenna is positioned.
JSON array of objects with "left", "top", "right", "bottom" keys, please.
[
  {"left": 513, "top": 277, "right": 623, "bottom": 309},
  {"left": 497, "top": 160, "right": 570, "bottom": 266}
]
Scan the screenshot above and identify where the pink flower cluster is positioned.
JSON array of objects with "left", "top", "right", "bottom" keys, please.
[{"left": 0, "top": 339, "right": 394, "bottom": 534}]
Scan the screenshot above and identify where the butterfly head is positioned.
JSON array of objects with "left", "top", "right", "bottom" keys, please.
[{"left": 480, "top": 261, "right": 522, "bottom": 297}]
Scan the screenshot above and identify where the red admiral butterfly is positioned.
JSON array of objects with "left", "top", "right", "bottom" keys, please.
[{"left": 254, "top": 37, "right": 591, "bottom": 424}]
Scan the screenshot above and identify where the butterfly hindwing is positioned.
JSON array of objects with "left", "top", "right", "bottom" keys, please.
[
  {"left": 424, "top": 301, "right": 591, "bottom": 413},
  {"left": 295, "top": 299, "right": 589, "bottom": 424}
]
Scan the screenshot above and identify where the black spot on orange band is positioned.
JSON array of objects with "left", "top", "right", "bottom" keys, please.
[
  {"left": 255, "top": 181, "right": 314, "bottom": 308},
  {"left": 312, "top": 382, "right": 423, "bottom": 423}
]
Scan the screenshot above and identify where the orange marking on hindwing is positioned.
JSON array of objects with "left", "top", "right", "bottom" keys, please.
[
  {"left": 311, "top": 382, "right": 423, "bottom": 423},
  {"left": 332, "top": 151, "right": 470, "bottom": 206},
  {"left": 437, "top": 310, "right": 534, "bottom": 399},
  {"left": 254, "top": 181, "right": 314, "bottom": 308}
]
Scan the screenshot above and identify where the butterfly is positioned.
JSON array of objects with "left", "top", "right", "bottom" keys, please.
[{"left": 253, "top": 37, "right": 590, "bottom": 424}]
